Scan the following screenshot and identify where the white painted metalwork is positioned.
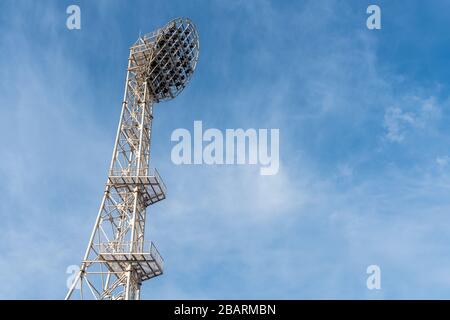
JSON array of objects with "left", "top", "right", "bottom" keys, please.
[{"left": 65, "top": 18, "right": 199, "bottom": 300}]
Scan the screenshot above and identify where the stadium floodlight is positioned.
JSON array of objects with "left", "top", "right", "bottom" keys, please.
[{"left": 65, "top": 17, "right": 200, "bottom": 300}]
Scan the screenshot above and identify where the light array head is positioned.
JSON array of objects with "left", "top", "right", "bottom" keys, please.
[{"left": 141, "top": 18, "right": 199, "bottom": 103}]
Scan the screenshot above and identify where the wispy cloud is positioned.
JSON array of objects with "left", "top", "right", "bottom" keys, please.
[
  {"left": 384, "top": 107, "right": 416, "bottom": 142},
  {"left": 383, "top": 95, "right": 441, "bottom": 143},
  {"left": 2, "top": 0, "right": 450, "bottom": 299}
]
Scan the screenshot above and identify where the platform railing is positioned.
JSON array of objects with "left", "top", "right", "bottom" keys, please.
[
  {"left": 109, "top": 167, "right": 161, "bottom": 178},
  {"left": 96, "top": 241, "right": 163, "bottom": 270},
  {"left": 150, "top": 242, "right": 164, "bottom": 270},
  {"left": 96, "top": 240, "right": 164, "bottom": 266}
]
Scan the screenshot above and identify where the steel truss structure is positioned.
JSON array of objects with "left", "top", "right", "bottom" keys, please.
[{"left": 66, "top": 18, "right": 199, "bottom": 300}]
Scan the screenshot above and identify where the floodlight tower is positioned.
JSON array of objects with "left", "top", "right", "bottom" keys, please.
[{"left": 65, "top": 18, "right": 199, "bottom": 300}]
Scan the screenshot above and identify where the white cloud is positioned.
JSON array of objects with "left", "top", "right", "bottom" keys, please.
[
  {"left": 384, "top": 107, "right": 416, "bottom": 142},
  {"left": 383, "top": 95, "right": 442, "bottom": 143},
  {"left": 2, "top": 0, "right": 450, "bottom": 299},
  {"left": 436, "top": 156, "right": 450, "bottom": 167}
]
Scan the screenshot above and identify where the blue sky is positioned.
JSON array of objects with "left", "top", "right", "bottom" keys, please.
[{"left": 2, "top": 0, "right": 450, "bottom": 299}]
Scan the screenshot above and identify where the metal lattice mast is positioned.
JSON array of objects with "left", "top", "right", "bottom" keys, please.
[{"left": 66, "top": 18, "right": 199, "bottom": 300}]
